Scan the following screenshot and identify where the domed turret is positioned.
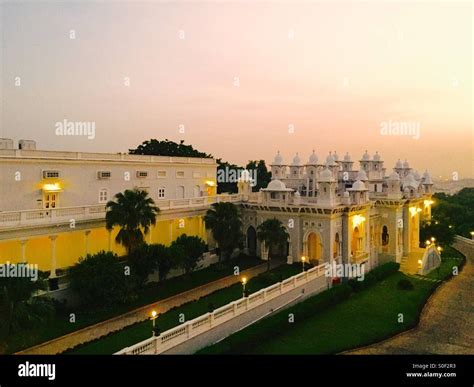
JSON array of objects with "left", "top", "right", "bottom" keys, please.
[
  {"left": 273, "top": 151, "right": 283, "bottom": 165},
  {"left": 266, "top": 179, "right": 289, "bottom": 191},
  {"left": 361, "top": 150, "right": 371, "bottom": 161},
  {"left": 422, "top": 170, "right": 433, "bottom": 185},
  {"left": 292, "top": 153, "right": 301, "bottom": 166},
  {"left": 395, "top": 159, "right": 403, "bottom": 169},
  {"left": 373, "top": 151, "right": 381, "bottom": 161},
  {"left": 403, "top": 159, "right": 410, "bottom": 169},
  {"left": 319, "top": 167, "right": 335, "bottom": 182},
  {"left": 388, "top": 170, "right": 400, "bottom": 181},
  {"left": 332, "top": 151, "right": 339, "bottom": 161},
  {"left": 356, "top": 169, "right": 368, "bottom": 181},
  {"left": 326, "top": 152, "right": 336, "bottom": 165},
  {"left": 307, "top": 150, "right": 318, "bottom": 165},
  {"left": 343, "top": 152, "right": 351, "bottom": 162},
  {"left": 351, "top": 180, "right": 367, "bottom": 191}
]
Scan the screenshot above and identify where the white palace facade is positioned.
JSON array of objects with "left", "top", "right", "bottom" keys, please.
[
  {"left": 0, "top": 139, "right": 437, "bottom": 286},
  {"left": 238, "top": 150, "right": 437, "bottom": 273}
]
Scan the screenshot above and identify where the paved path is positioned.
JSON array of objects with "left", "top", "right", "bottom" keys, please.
[
  {"left": 347, "top": 238, "right": 473, "bottom": 354},
  {"left": 17, "top": 261, "right": 278, "bottom": 355}
]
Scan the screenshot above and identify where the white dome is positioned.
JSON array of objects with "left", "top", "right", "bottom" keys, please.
[
  {"left": 395, "top": 159, "right": 403, "bottom": 169},
  {"left": 388, "top": 170, "right": 400, "bottom": 181},
  {"left": 403, "top": 173, "right": 418, "bottom": 188},
  {"left": 266, "top": 179, "right": 288, "bottom": 191},
  {"left": 361, "top": 150, "right": 371, "bottom": 161},
  {"left": 351, "top": 180, "right": 367, "bottom": 191},
  {"left": 422, "top": 169, "right": 433, "bottom": 185},
  {"left": 333, "top": 151, "right": 339, "bottom": 161},
  {"left": 273, "top": 151, "right": 283, "bottom": 165},
  {"left": 343, "top": 152, "right": 351, "bottom": 162},
  {"left": 326, "top": 152, "right": 335, "bottom": 165},
  {"left": 357, "top": 169, "right": 368, "bottom": 181},
  {"left": 413, "top": 170, "right": 421, "bottom": 180},
  {"left": 319, "top": 168, "right": 335, "bottom": 182},
  {"left": 403, "top": 159, "right": 410, "bottom": 169},
  {"left": 307, "top": 150, "right": 318, "bottom": 165},
  {"left": 373, "top": 151, "right": 381, "bottom": 161},
  {"left": 292, "top": 153, "right": 301, "bottom": 166}
]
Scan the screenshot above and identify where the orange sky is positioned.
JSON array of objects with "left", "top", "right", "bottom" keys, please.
[{"left": 1, "top": 1, "right": 472, "bottom": 179}]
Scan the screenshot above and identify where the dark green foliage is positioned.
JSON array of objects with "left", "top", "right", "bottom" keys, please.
[
  {"left": 105, "top": 189, "right": 159, "bottom": 255},
  {"left": 245, "top": 160, "right": 272, "bottom": 192},
  {"left": 257, "top": 218, "right": 289, "bottom": 270},
  {"left": 128, "top": 244, "right": 156, "bottom": 287},
  {"left": 129, "top": 139, "right": 212, "bottom": 158},
  {"left": 172, "top": 235, "right": 207, "bottom": 274},
  {"left": 204, "top": 203, "right": 243, "bottom": 261},
  {"left": 430, "top": 188, "right": 474, "bottom": 239},
  {"left": 69, "top": 251, "right": 134, "bottom": 308},
  {"left": 148, "top": 244, "right": 174, "bottom": 281},
  {"left": 0, "top": 269, "right": 54, "bottom": 341},
  {"left": 419, "top": 221, "right": 455, "bottom": 248},
  {"left": 397, "top": 278, "right": 414, "bottom": 291},
  {"left": 348, "top": 262, "right": 400, "bottom": 292}
]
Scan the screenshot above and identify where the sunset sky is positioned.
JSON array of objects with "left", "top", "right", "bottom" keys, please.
[{"left": 1, "top": 1, "right": 472, "bottom": 179}]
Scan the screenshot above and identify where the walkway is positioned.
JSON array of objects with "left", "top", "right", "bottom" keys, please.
[
  {"left": 347, "top": 237, "right": 474, "bottom": 354},
  {"left": 17, "top": 260, "right": 279, "bottom": 355}
]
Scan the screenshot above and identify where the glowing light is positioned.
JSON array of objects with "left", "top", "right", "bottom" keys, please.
[
  {"left": 437, "top": 246, "right": 442, "bottom": 252},
  {"left": 42, "top": 183, "right": 62, "bottom": 192},
  {"left": 151, "top": 310, "right": 157, "bottom": 318},
  {"left": 424, "top": 199, "right": 434, "bottom": 207},
  {"left": 242, "top": 277, "right": 247, "bottom": 285},
  {"left": 409, "top": 206, "right": 420, "bottom": 217},
  {"left": 418, "top": 259, "right": 422, "bottom": 266},
  {"left": 425, "top": 240, "right": 431, "bottom": 246},
  {"left": 431, "top": 237, "right": 436, "bottom": 242},
  {"left": 301, "top": 256, "right": 306, "bottom": 262},
  {"left": 352, "top": 215, "right": 366, "bottom": 228},
  {"left": 205, "top": 180, "right": 216, "bottom": 187}
]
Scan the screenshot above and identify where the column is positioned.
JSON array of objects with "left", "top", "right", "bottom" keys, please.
[
  {"left": 403, "top": 206, "right": 409, "bottom": 256},
  {"left": 84, "top": 230, "right": 91, "bottom": 255},
  {"left": 341, "top": 212, "right": 350, "bottom": 266},
  {"left": 287, "top": 240, "right": 293, "bottom": 264},
  {"left": 107, "top": 230, "right": 112, "bottom": 251},
  {"left": 49, "top": 235, "right": 58, "bottom": 278},
  {"left": 20, "top": 239, "right": 28, "bottom": 262},
  {"left": 169, "top": 220, "right": 173, "bottom": 244}
]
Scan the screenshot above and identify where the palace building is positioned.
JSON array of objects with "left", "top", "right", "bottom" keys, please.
[
  {"left": 0, "top": 139, "right": 220, "bottom": 279},
  {"left": 0, "top": 140, "right": 439, "bottom": 289},
  {"left": 237, "top": 150, "right": 438, "bottom": 274}
]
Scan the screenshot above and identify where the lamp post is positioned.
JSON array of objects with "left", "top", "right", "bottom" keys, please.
[
  {"left": 151, "top": 310, "right": 157, "bottom": 336},
  {"left": 470, "top": 231, "right": 474, "bottom": 241},
  {"left": 242, "top": 277, "right": 247, "bottom": 298},
  {"left": 301, "top": 256, "right": 306, "bottom": 272}
]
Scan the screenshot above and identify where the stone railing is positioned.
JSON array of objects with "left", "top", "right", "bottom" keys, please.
[
  {"left": 454, "top": 235, "right": 474, "bottom": 246},
  {"left": 115, "top": 263, "right": 328, "bottom": 355},
  {"left": 0, "top": 194, "right": 243, "bottom": 228}
]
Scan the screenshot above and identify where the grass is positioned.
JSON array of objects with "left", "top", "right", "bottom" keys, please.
[
  {"left": 65, "top": 263, "right": 302, "bottom": 354},
  {"left": 4, "top": 255, "right": 262, "bottom": 354},
  {"left": 200, "top": 254, "right": 464, "bottom": 354}
]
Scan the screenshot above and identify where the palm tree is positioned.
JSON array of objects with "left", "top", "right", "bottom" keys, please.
[
  {"left": 204, "top": 202, "right": 243, "bottom": 261},
  {"left": 106, "top": 189, "right": 159, "bottom": 255},
  {"left": 0, "top": 270, "right": 54, "bottom": 346},
  {"left": 257, "top": 218, "right": 289, "bottom": 271}
]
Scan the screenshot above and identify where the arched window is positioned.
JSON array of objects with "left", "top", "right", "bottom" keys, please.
[{"left": 382, "top": 225, "right": 389, "bottom": 246}]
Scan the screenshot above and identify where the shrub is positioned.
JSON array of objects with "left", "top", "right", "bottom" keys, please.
[
  {"left": 69, "top": 251, "right": 134, "bottom": 309},
  {"left": 397, "top": 278, "right": 414, "bottom": 291},
  {"left": 172, "top": 235, "right": 206, "bottom": 274},
  {"left": 348, "top": 262, "right": 400, "bottom": 292},
  {"left": 128, "top": 244, "right": 156, "bottom": 287}
]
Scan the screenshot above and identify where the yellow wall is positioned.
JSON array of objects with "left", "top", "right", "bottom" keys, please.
[{"left": 0, "top": 215, "right": 207, "bottom": 271}]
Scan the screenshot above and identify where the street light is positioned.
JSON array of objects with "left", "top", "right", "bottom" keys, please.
[
  {"left": 151, "top": 310, "right": 157, "bottom": 336},
  {"left": 470, "top": 231, "right": 474, "bottom": 240},
  {"left": 431, "top": 237, "right": 436, "bottom": 243},
  {"left": 425, "top": 240, "right": 431, "bottom": 246},
  {"left": 301, "top": 256, "right": 306, "bottom": 272},
  {"left": 242, "top": 277, "right": 247, "bottom": 298}
]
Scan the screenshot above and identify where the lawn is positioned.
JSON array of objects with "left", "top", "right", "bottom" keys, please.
[
  {"left": 65, "top": 263, "right": 302, "bottom": 354},
  {"left": 5, "top": 255, "right": 262, "bottom": 354},
  {"left": 200, "top": 254, "right": 463, "bottom": 355}
]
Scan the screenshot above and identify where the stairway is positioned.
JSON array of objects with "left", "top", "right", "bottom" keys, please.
[{"left": 399, "top": 252, "right": 422, "bottom": 274}]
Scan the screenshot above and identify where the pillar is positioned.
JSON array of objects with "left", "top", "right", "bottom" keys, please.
[
  {"left": 403, "top": 206, "right": 409, "bottom": 256},
  {"left": 287, "top": 240, "right": 293, "bottom": 264},
  {"left": 341, "top": 212, "right": 350, "bottom": 266},
  {"left": 49, "top": 235, "right": 58, "bottom": 278},
  {"left": 84, "top": 230, "right": 91, "bottom": 255},
  {"left": 107, "top": 229, "right": 112, "bottom": 251},
  {"left": 20, "top": 239, "right": 28, "bottom": 262}
]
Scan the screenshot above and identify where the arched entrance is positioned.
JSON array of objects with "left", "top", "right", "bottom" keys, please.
[
  {"left": 193, "top": 185, "right": 201, "bottom": 198},
  {"left": 351, "top": 227, "right": 360, "bottom": 257},
  {"left": 381, "top": 225, "right": 389, "bottom": 252},
  {"left": 307, "top": 232, "right": 322, "bottom": 264},
  {"left": 246, "top": 226, "right": 257, "bottom": 256}
]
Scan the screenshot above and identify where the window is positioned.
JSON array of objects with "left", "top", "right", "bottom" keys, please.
[
  {"left": 136, "top": 171, "right": 148, "bottom": 178},
  {"left": 158, "top": 187, "right": 165, "bottom": 198},
  {"left": 176, "top": 171, "right": 185, "bottom": 178},
  {"left": 157, "top": 170, "right": 167, "bottom": 178},
  {"left": 43, "top": 170, "right": 60, "bottom": 179},
  {"left": 99, "top": 189, "right": 108, "bottom": 203},
  {"left": 97, "top": 171, "right": 111, "bottom": 179},
  {"left": 270, "top": 192, "right": 278, "bottom": 199}
]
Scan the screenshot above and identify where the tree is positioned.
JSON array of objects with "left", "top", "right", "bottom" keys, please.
[
  {"left": 204, "top": 202, "right": 243, "bottom": 261},
  {"left": 129, "top": 139, "right": 212, "bottom": 158},
  {"left": 105, "top": 189, "right": 159, "bottom": 256},
  {"left": 128, "top": 244, "right": 156, "bottom": 288},
  {"left": 172, "top": 234, "right": 207, "bottom": 274},
  {"left": 69, "top": 251, "right": 133, "bottom": 308},
  {"left": 0, "top": 267, "right": 54, "bottom": 342},
  {"left": 246, "top": 160, "right": 272, "bottom": 192},
  {"left": 420, "top": 221, "right": 455, "bottom": 248},
  {"left": 257, "top": 218, "right": 289, "bottom": 271},
  {"left": 148, "top": 244, "right": 174, "bottom": 281}
]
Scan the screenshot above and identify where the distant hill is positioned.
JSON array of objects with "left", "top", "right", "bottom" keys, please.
[{"left": 433, "top": 179, "right": 474, "bottom": 195}]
